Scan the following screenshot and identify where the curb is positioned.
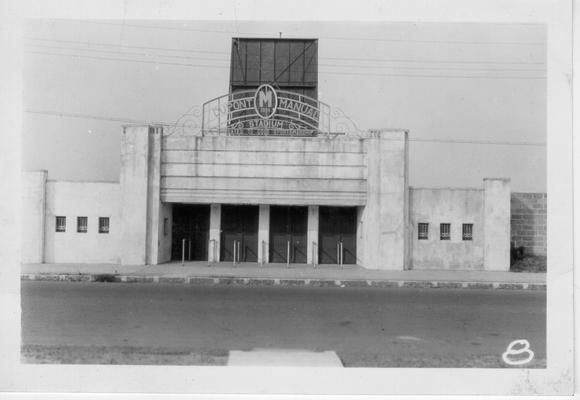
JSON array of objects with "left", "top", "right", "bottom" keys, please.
[{"left": 20, "top": 274, "right": 546, "bottom": 291}]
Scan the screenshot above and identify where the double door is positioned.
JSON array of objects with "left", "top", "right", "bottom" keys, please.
[
  {"left": 269, "top": 206, "right": 308, "bottom": 263},
  {"left": 318, "top": 206, "right": 357, "bottom": 264},
  {"left": 220, "top": 205, "right": 259, "bottom": 262},
  {"left": 171, "top": 204, "right": 210, "bottom": 261}
]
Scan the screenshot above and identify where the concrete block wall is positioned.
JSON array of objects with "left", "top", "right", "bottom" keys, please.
[{"left": 511, "top": 193, "right": 547, "bottom": 256}]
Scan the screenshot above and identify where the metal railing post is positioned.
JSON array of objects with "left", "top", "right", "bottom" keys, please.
[
  {"left": 312, "top": 241, "right": 317, "bottom": 269},
  {"left": 188, "top": 239, "right": 192, "bottom": 261},
  {"left": 340, "top": 241, "right": 344, "bottom": 268},
  {"left": 181, "top": 238, "right": 186, "bottom": 266},
  {"left": 337, "top": 242, "right": 340, "bottom": 268},
  {"left": 233, "top": 241, "right": 237, "bottom": 267},
  {"left": 287, "top": 240, "right": 290, "bottom": 268}
]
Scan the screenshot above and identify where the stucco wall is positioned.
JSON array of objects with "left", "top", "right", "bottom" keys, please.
[
  {"left": 161, "top": 135, "right": 367, "bottom": 206},
  {"left": 21, "top": 171, "right": 47, "bottom": 263},
  {"left": 44, "top": 181, "right": 121, "bottom": 263},
  {"left": 409, "top": 188, "right": 484, "bottom": 270},
  {"left": 511, "top": 192, "right": 547, "bottom": 256}
]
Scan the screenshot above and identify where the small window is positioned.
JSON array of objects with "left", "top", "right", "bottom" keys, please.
[
  {"left": 462, "top": 223, "right": 473, "bottom": 241},
  {"left": 55, "top": 216, "right": 66, "bottom": 232},
  {"left": 163, "top": 217, "right": 168, "bottom": 236},
  {"left": 418, "top": 223, "right": 429, "bottom": 240},
  {"left": 77, "top": 216, "right": 88, "bottom": 233},
  {"left": 99, "top": 217, "right": 110, "bottom": 234},
  {"left": 440, "top": 223, "right": 451, "bottom": 240}
]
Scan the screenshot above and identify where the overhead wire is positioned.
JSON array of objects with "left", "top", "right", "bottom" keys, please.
[
  {"left": 26, "top": 50, "right": 546, "bottom": 80},
  {"left": 25, "top": 36, "right": 545, "bottom": 66},
  {"left": 51, "top": 19, "right": 545, "bottom": 46}
]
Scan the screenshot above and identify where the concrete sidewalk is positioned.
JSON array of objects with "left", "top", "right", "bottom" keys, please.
[{"left": 21, "top": 262, "right": 546, "bottom": 290}]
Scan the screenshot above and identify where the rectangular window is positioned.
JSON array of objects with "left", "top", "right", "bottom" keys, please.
[
  {"left": 462, "top": 223, "right": 473, "bottom": 241},
  {"left": 77, "top": 216, "right": 88, "bottom": 233},
  {"left": 440, "top": 223, "right": 451, "bottom": 240},
  {"left": 99, "top": 217, "right": 110, "bottom": 234},
  {"left": 418, "top": 223, "right": 429, "bottom": 240},
  {"left": 163, "top": 217, "right": 168, "bottom": 236},
  {"left": 55, "top": 216, "right": 66, "bottom": 232}
]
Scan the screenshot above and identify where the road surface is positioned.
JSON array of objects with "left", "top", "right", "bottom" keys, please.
[{"left": 21, "top": 281, "right": 546, "bottom": 367}]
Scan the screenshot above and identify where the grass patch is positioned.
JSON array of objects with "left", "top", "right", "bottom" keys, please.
[
  {"left": 92, "top": 274, "right": 119, "bottom": 283},
  {"left": 21, "top": 344, "right": 227, "bottom": 365},
  {"left": 511, "top": 256, "right": 547, "bottom": 273}
]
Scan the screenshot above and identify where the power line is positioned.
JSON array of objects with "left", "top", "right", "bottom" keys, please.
[
  {"left": 25, "top": 36, "right": 226, "bottom": 56},
  {"left": 27, "top": 51, "right": 546, "bottom": 80},
  {"left": 58, "top": 20, "right": 545, "bottom": 46},
  {"left": 25, "top": 43, "right": 544, "bottom": 73},
  {"left": 24, "top": 109, "right": 171, "bottom": 125},
  {"left": 24, "top": 109, "right": 546, "bottom": 147},
  {"left": 26, "top": 37, "right": 545, "bottom": 66},
  {"left": 408, "top": 137, "right": 545, "bottom": 146}
]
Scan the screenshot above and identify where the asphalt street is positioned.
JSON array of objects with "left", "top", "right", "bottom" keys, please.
[{"left": 21, "top": 281, "right": 546, "bottom": 367}]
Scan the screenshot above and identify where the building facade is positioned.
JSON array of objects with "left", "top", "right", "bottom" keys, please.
[{"left": 21, "top": 37, "right": 545, "bottom": 271}]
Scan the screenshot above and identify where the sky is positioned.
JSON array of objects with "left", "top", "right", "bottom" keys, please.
[{"left": 22, "top": 19, "right": 546, "bottom": 191}]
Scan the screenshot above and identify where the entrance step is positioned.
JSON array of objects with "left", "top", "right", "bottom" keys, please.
[{"left": 227, "top": 348, "right": 343, "bottom": 367}]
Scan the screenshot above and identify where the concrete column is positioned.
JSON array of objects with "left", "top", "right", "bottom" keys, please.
[
  {"left": 307, "top": 205, "right": 319, "bottom": 265},
  {"left": 208, "top": 204, "right": 221, "bottom": 262},
  {"left": 21, "top": 170, "right": 47, "bottom": 263},
  {"left": 483, "top": 178, "right": 511, "bottom": 271},
  {"left": 120, "top": 125, "right": 164, "bottom": 265},
  {"left": 146, "top": 126, "right": 163, "bottom": 265},
  {"left": 258, "top": 204, "right": 270, "bottom": 264},
  {"left": 359, "top": 130, "right": 408, "bottom": 270}
]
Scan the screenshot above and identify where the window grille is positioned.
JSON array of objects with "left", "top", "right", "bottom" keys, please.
[
  {"left": 55, "top": 216, "right": 66, "bottom": 232},
  {"left": 418, "top": 223, "right": 429, "bottom": 240},
  {"left": 440, "top": 223, "right": 451, "bottom": 240},
  {"left": 462, "top": 223, "right": 473, "bottom": 241},
  {"left": 99, "top": 217, "right": 110, "bottom": 234},
  {"left": 77, "top": 216, "right": 88, "bottom": 233}
]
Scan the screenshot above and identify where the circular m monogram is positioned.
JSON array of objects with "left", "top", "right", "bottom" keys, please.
[{"left": 254, "top": 84, "right": 278, "bottom": 119}]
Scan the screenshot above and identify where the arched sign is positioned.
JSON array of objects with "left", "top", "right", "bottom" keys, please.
[{"left": 202, "top": 85, "right": 329, "bottom": 137}]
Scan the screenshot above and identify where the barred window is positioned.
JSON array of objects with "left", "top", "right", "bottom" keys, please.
[
  {"left": 418, "top": 223, "right": 429, "bottom": 240},
  {"left": 462, "top": 223, "right": 473, "bottom": 241},
  {"left": 99, "top": 217, "right": 110, "bottom": 234},
  {"left": 440, "top": 223, "right": 451, "bottom": 240},
  {"left": 77, "top": 216, "right": 88, "bottom": 233},
  {"left": 55, "top": 216, "right": 66, "bottom": 232}
]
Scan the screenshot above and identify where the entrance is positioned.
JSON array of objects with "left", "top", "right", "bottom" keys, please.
[
  {"left": 269, "top": 206, "right": 308, "bottom": 263},
  {"left": 220, "top": 205, "right": 259, "bottom": 262},
  {"left": 171, "top": 204, "right": 210, "bottom": 261},
  {"left": 318, "top": 206, "right": 357, "bottom": 264}
]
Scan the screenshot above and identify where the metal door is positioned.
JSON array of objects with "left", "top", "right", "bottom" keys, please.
[
  {"left": 269, "top": 206, "right": 308, "bottom": 263},
  {"left": 171, "top": 204, "right": 210, "bottom": 261},
  {"left": 318, "top": 206, "right": 357, "bottom": 264},
  {"left": 220, "top": 205, "right": 259, "bottom": 262}
]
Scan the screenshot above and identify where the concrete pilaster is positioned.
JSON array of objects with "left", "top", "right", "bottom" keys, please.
[
  {"left": 21, "top": 170, "right": 47, "bottom": 263},
  {"left": 307, "top": 205, "right": 319, "bottom": 265},
  {"left": 258, "top": 205, "right": 270, "bottom": 264},
  {"left": 120, "top": 125, "right": 164, "bottom": 265},
  {"left": 146, "top": 126, "right": 163, "bottom": 265},
  {"left": 359, "top": 130, "right": 408, "bottom": 270},
  {"left": 208, "top": 204, "right": 221, "bottom": 262},
  {"left": 483, "top": 178, "right": 511, "bottom": 271}
]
